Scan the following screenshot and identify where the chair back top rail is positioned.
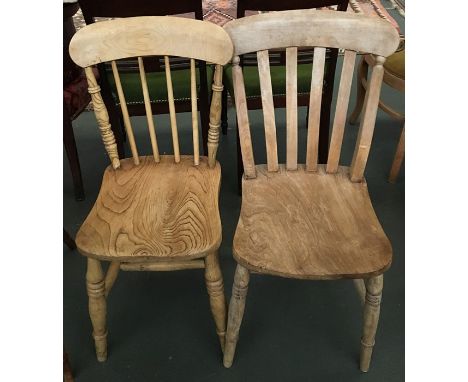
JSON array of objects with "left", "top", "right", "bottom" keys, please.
[
  {"left": 225, "top": 10, "right": 399, "bottom": 182},
  {"left": 70, "top": 16, "right": 233, "bottom": 68},
  {"left": 224, "top": 10, "right": 399, "bottom": 57}
]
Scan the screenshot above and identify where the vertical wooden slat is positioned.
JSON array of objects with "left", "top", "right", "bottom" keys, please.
[
  {"left": 232, "top": 56, "right": 256, "bottom": 179},
  {"left": 286, "top": 47, "right": 298, "bottom": 171},
  {"left": 164, "top": 55, "right": 180, "bottom": 163},
  {"left": 350, "top": 56, "right": 386, "bottom": 182},
  {"left": 326, "top": 50, "right": 357, "bottom": 173},
  {"left": 84, "top": 66, "right": 120, "bottom": 169},
  {"left": 257, "top": 50, "right": 278, "bottom": 172},
  {"left": 137, "top": 57, "right": 160, "bottom": 163},
  {"left": 110, "top": 61, "right": 139, "bottom": 165},
  {"left": 190, "top": 59, "right": 200, "bottom": 166},
  {"left": 208, "top": 64, "right": 224, "bottom": 168},
  {"left": 305, "top": 47, "right": 326, "bottom": 171}
]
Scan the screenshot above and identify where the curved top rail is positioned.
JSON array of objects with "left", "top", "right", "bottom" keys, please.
[
  {"left": 224, "top": 10, "right": 400, "bottom": 57},
  {"left": 70, "top": 16, "right": 234, "bottom": 67}
]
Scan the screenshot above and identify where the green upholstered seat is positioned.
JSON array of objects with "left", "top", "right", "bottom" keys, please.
[
  {"left": 384, "top": 49, "right": 405, "bottom": 79},
  {"left": 223, "top": 62, "right": 326, "bottom": 99},
  {"left": 106, "top": 65, "right": 215, "bottom": 105}
]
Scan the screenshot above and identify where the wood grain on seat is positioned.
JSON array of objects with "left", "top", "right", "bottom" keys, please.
[
  {"left": 233, "top": 165, "right": 392, "bottom": 279},
  {"left": 76, "top": 155, "right": 221, "bottom": 261}
]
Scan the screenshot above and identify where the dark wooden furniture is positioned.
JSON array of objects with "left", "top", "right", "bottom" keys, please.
[
  {"left": 222, "top": 0, "right": 349, "bottom": 190},
  {"left": 79, "top": 0, "right": 211, "bottom": 155}
]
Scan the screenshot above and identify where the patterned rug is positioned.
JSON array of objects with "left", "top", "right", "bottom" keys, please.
[{"left": 73, "top": 0, "right": 402, "bottom": 31}]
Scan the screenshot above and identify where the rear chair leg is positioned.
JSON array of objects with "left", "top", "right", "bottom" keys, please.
[
  {"left": 86, "top": 258, "right": 107, "bottom": 362},
  {"left": 223, "top": 263, "right": 250, "bottom": 368},
  {"left": 360, "top": 274, "right": 384, "bottom": 372},
  {"left": 204, "top": 251, "right": 227, "bottom": 351}
]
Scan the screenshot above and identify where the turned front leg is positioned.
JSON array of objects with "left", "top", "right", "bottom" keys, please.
[
  {"left": 86, "top": 258, "right": 107, "bottom": 362},
  {"left": 204, "top": 251, "right": 227, "bottom": 351},
  {"left": 360, "top": 274, "right": 384, "bottom": 372},
  {"left": 223, "top": 264, "right": 250, "bottom": 368}
]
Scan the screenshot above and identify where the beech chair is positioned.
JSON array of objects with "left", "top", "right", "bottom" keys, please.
[
  {"left": 69, "top": 16, "right": 233, "bottom": 361},
  {"left": 349, "top": 44, "right": 405, "bottom": 183},
  {"left": 79, "top": 0, "right": 212, "bottom": 155},
  {"left": 222, "top": 10, "right": 399, "bottom": 371}
]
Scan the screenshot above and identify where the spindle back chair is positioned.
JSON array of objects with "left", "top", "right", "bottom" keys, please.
[
  {"left": 222, "top": 10, "right": 400, "bottom": 372},
  {"left": 79, "top": 0, "right": 212, "bottom": 155},
  {"left": 69, "top": 16, "right": 233, "bottom": 362}
]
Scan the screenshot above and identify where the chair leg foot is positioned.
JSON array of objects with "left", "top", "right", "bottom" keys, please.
[
  {"left": 360, "top": 274, "right": 384, "bottom": 372},
  {"left": 223, "top": 264, "right": 250, "bottom": 368},
  {"left": 86, "top": 258, "right": 108, "bottom": 362},
  {"left": 204, "top": 251, "right": 227, "bottom": 352}
]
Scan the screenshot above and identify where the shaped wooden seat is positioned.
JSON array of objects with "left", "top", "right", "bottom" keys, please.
[
  {"left": 69, "top": 16, "right": 233, "bottom": 363},
  {"left": 234, "top": 165, "right": 391, "bottom": 279},
  {"left": 76, "top": 155, "right": 221, "bottom": 261},
  {"left": 222, "top": 10, "right": 400, "bottom": 372}
]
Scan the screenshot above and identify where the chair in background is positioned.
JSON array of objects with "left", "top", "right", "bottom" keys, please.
[
  {"left": 222, "top": 0, "right": 349, "bottom": 189},
  {"left": 79, "top": 0, "right": 212, "bottom": 155},
  {"left": 349, "top": 44, "right": 405, "bottom": 183},
  {"left": 222, "top": 10, "right": 399, "bottom": 371},
  {"left": 69, "top": 16, "right": 232, "bottom": 361}
]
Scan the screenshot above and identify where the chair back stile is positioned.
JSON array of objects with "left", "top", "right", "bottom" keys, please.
[
  {"left": 69, "top": 16, "right": 233, "bottom": 169},
  {"left": 224, "top": 10, "right": 399, "bottom": 182}
]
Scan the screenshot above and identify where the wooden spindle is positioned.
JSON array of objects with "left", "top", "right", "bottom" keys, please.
[
  {"left": 84, "top": 67, "right": 120, "bottom": 169},
  {"left": 305, "top": 47, "right": 326, "bottom": 172},
  {"left": 164, "top": 55, "right": 181, "bottom": 163},
  {"left": 190, "top": 59, "right": 200, "bottom": 166},
  {"left": 232, "top": 56, "right": 256, "bottom": 179},
  {"left": 326, "top": 50, "right": 357, "bottom": 173},
  {"left": 110, "top": 61, "right": 139, "bottom": 165},
  {"left": 350, "top": 56, "right": 386, "bottom": 182},
  {"left": 137, "top": 57, "right": 160, "bottom": 163},
  {"left": 257, "top": 50, "right": 279, "bottom": 172},
  {"left": 207, "top": 64, "right": 224, "bottom": 168},
  {"left": 388, "top": 124, "right": 405, "bottom": 183},
  {"left": 286, "top": 47, "right": 298, "bottom": 171}
]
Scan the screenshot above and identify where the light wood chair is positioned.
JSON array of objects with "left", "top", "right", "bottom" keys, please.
[
  {"left": 349, "top": 45, "right": 405, "bottom": 183},
  {"left": 222, "top": 10, "right": 400, "bottom": 372},
  {"left": 69, "top": 16, "right": 233, "bottom": 362}
]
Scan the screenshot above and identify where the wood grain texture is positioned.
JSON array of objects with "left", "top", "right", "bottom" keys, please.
[
  {"left": 233, "top": 165, "right": 392, "bottom": 279},
  {"left": 257, "top": 50, "right": 278, "bottom": 172},
  {"left": 350, "top": 56, "right": 385, "bottom": 182},
  {"left": 70, "top": 16, "right": 233, "bottom": 68},
  {"left": 286, "top": 47, "right": 298, "bottom": 171},
  {"left": 232, "top": 56, "right": 256, "bottom": 179},
  {"left": 138, "top": 57, "right": 160, "bottom": 162},
  {"left": 223, "top": 264, "right": 250, "bottom": 368},
  {"left": 76, "top": 156, "right": 222, "bottom": 261},
  {"left": 305, "top": 47, "right": 326, "bottom": 172},
  {"left": 84, "top": 67, "right": 120, "bottom": 169},
  {"left": 360, "top": 275, "right": 384, "bottom": 372},
  {"left": 326, "top": 50, "right": 356, "bottom": 173},
  {"left": 224, "top": 10, "right": 399, "bottom": 57},
  {"left": 111, "top": 61, "right": 140, "bottom": 165},
  {"left": 120, "top": 260, "right": 204, "bottom": 271}
]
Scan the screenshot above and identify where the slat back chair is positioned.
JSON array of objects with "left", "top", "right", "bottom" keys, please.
[
  {"left": 78, "top": 0, "right": 213, "bottom": 155},
  {"left": 225, "top": 0, "right": 349, "bottom": 192},
  {"left": 222, "top": 10, "right": 399, "bottom": 371},
  {"left": 69, "top": 16, "right": 233, "bottom": 362}
]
